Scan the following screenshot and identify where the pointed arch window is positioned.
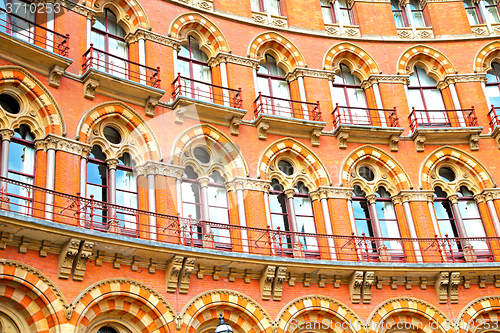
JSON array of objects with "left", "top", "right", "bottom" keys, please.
[
  {"left": 332, "top": 63, "right": 369, "bottom": 124},
  {"left": 486, "top": 62, "right": 500, "bottom": 107},
  {"left": 256, "top": 54, "right": 292, "bottom": 117},
  {"left": 293, "top": 181, "right": 318, "bottom": 250},
  {"left": 90, "top": 9, "right": 128, "bottom": 78},
  {"left": 86, "top": 146, "right": 108, "bottom": 229},
  {"left": 269, "top": 179, "right": 292, "bottom": 249},
  {"left": 7, "top": 124, "right": 35, "bottom": 214},
  {"left": 116, "top": 153, "right": 138, "bottom": 231},
  {"left": 178, "top": 36, "right": 212, "bottom": 102},
  {"left": 208, "top": 171, "right": 230, "bottom": 245}
]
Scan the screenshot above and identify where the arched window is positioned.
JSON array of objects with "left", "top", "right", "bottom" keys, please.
[
  {"left": 257, "top": 54, "right": 291, "bottom": 117},
  {"left": 293, "top": 181, "right": 318, "bottom": 250},
  {"left": 97, "top": 327, "right": 119, "bottom": 333},
  {"left": 375, "top": 186, "right": 401, "bottom": 251},
  {"left": 178, "top": 36, "right": 212, "bottom": 101},
  {"left": 332, "top": 63, "right": 369, "bottom": 124},
  {"left": 486, "top": 62, "right": 500, "bottom": 107},
  {"left": 208, "top": 171, "right": 230, "bottom": 245},
  {"left": 86, "top": 146, "right": 108, "bottom": 229},
  {"left": 182, "top": 165, "right": 202, "bottom": 237},
  {"left": 8, "top": 124, "right": 35, "bottom": 214},
  {"left": 251, "top": 0, "right": 282, "bottom": 15},
  {"left": 391, "top": 0, "right": 425, "bottom": 27},
  {"left": 116, "top": 153, "right": 137, "bottom": 232},
  {"left": 269, "top": 179, "right": 292, "bottom": 249},
  {"left": 321, "top": 0, "right": 353, "bottom": 25},
  {"left": 90, "top": 9, "right": 128, "bottom": 78}
]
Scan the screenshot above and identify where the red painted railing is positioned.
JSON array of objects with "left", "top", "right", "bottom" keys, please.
[
  {"left": 488, "top": 105, "right": 500, "bottom": 131},
  {"left": 332, "top": 104, "right": 399, "bottom": 128},
  {"left": 409, "top": 107, "right": 478, "bottom": 131},
  {"left": 254, "top": 92, "right": 322, "bottom": 121},
  {"left": 0, "top": 7, "right": 69, "bottom": 56},
  {"left": 82, "top": 44, "right": 161, "bottom": 88},
  {"left": 1, "top": 176, "right": 498, "bottom": 263},
  {"left": 171, "top": 73, "right": 243, "bottom": 108}
]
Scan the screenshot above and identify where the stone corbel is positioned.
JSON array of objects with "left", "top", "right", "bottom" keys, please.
[
  {"left": 18, "top": 236, "right": 29, "bottom": 254},
  {"left": 131, "top": 256, "right": 139, "bottom": 272},
  {"left": 178, "top": 257, "right": 196, "bottom": 294},
  {"left": 449, "top": 272, "right": 460, "bottom": 303},
  {"left": 257, "top": 121, "right": 269, "bottom": 140},
  {"left": 145, "top": 97, "right": 158, "bottom": 117},
  {"left": 495, "top": 275, "right": 500, "bottom": 288},
  {"left": 260, "top": 266, "right": 276, "bottom": 300},
  {"left": 405, "top": 276, "right": 413, "bottom": 290},
  {"left": 0, "top": 232, "right": 9, "bottom": 250},
  {"left": 376, "top": 276, "right": 387, "bottom": 289},
  {"left": 58, "top": 238, "right": 81, "bottom": 279},
  {"left": 73, "top": 240, "right": 94, "bottom": 281},
  {"left": 390, "top": 134, "right": 400, "bottom": 152},
  {"left": 174, "top": 107, "right": 186, "bottom": 124},
  {"left": 338, "top": 131, "right": 349, "bottom": 149},
  {"left": 165, "top": 255, "right": 184, "bottom": 293},
  {"left": 362, "top": 271, "right": 374, "bottom": 304},
  {"left": 478, "top": 275, "right": 486, "bottom": 288},
  {"left": 469, "top": 134, "right": 479, "bottom": 151},
  {"left": 244, "top": 269, "right": 252, "bottom": 283},
  {"left": 435, "top": 272, "right": 449, "bottom": 303},
  {"left": 463, "top": 275, "right": 470, "bottom": 289},
  {"left": 83, "top": 78, "right": 99, "bottom": 100},
  {"left": 391, "top": 276, "right": 398, "bottom": 289},
  {"left": 288, "top": 272, "right": 296, "bottom": 286},
  {"left": 349, "top": 271, "right": 364, "bottom": 304},
  {"left": 414, "top": 135, "right": 426, "bottom": 152},
  {"left": 39, "top": 240, "right": 50, "bottom": 257},
  {"left": 149, "top": 259, "right": 158, "bottom": 274},
  {"left": 213, "top": 266, "right": 221, "bottom": 280},
  {"left": 318, "top": 274, "right": 326, "bottom": 288},
  {"left": 311, "top": 128, "right": 321, "bottom": 147},
  {"left": 94, "top": 250, "right": 105, "bottom": 266},
  {"left": 303, "top": 273, "right": 311, "bottom": 287},
  {"left": 230, "top": 116, "right": 242, "bottom": 136},
  {"left": 113, "top": 253, "right": 122, "bottom": 269},
  {"left": 272, "top": 267, "right": 287, "bottom": 301},
  {"left": 334, "top": 275, "right": 341, "bottom": 288},
  {"left": 49, "top": 65, "right": 65, "bottom": 88},
  {"left": 228, "top": 268, "right": 237, "bottom": 282}
]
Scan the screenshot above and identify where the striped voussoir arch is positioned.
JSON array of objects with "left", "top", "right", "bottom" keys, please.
[
  {"left": 77, "top": 101, "right": 160, "bottom": 162},
  {"left": 324, "top": 42, "right": 380, "bottom": 80},
  {"left": 367, "top": 298, "right": 452, "bottom": 333},
  {"left": 341, "top": 146, "right": 411, "bottom": 191},
  {"left": 91, "top": 0, "right": 150, "bottom": 30},
  {"left": 0, "top": 66, "right": 64, "bottom": 137},
  {"left": 180, "top": 290, "right": 273, "bottom": 333},
  {"left": 71, "top": 279, "right": 175, "bottom": 333},
  {"left": 421, "top": 147, "right": 493, "bottom": 190},
  {"left": 248, "top": 32, "right": 305, "bottom": 70},
  {"left": 258, "top": 138, "right": 330, "bottom": 188},
  {"left": 0, "top": 261, "right": 66, "bottom": 333},
  {"left": 170, "top": 13, "right": 230, "bottom": 55},
  {"left": 474, "top": 41, "right": 500, "bottom": 73},
  {"left": 397, "top": 45, "right": 455, "bottom": 79},
  {"left": 171, "top": 124, "right": 248, "bottom": 179},
  {"left": 275, "top": 296, "right": 363, "bottom": 333},
  {"left": 457, "top": 297, "right": 500, "bottom": 333}
]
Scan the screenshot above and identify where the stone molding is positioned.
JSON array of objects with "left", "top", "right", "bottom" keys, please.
[
  {"left": 225, "top": 177, "right": 271, "bottom": 192},
  {"left": 436, "top": 73, "right": 487, "bottom": 89},
  {"left": 481, "top": 188, "right": 500, "bottom": 201},
  {"left": 136, "top": 161, "right": 168, "bottom": 177},
  {"left": 207, "top": 52, "right": 260, "bottom": 69},
  {"left": 310, "top": 186, "right": 354, "bottom": 200},
  {"left": 125, "top": 28, "right": 181, "bottom": 50},
  {"left": 361, "top": 74, "right": 410, "bottom": 89},
  {"left": 285, "top": 67, "right": 335, "bottom": 81},
  {"left": 34, "top": 134, "right": 91, "bottom": 156},
  {"left": 394, "top": 190, "right": 435, "bottom": 202}
]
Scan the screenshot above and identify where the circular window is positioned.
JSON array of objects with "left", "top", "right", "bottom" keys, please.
[
  {"left": 103, "top": 126, "right": 121, "bottom": 144},
  {"left": 278, "top": 160, "right": 294, "bottom": 176},
  {"left": 0, "top": 94, "right": 20, "bottom": 114},
  {"left": 359, "top": 166, "right": 375, "bottom": 181},
  {"left": 193, "top": 147, "right": 211, "bottom": 164},
  {"left": 439, "top": 167, "right": 455, "bottom": 182}
]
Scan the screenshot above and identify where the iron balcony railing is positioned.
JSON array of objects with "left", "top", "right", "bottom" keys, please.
[
  {"left": 82, "top": 44, "right": 161, "bottom": 88},
  {"left": 409, "top": 107, "right": 478, "bottom": 131},
  {"left": 332, "top": 104, "right": 399, "bottom": 128},
  {"left": 254, "top": 92, "right": 322, "bottom": 121},
  {"left": 171, "top": 73, "right": 243, "bottom": 108},
  {"left": 488, "top": 105, "right": 500, "bottom": 131},
  {"left": 0, "top": 7, "right": 69, "bottom": 56},
  {"left": 0, "top": 176, "right": 499, "bottom": 263}
]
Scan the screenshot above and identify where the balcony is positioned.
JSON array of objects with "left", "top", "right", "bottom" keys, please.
[
  {"left": 81, "top": 45, "right": 164, "bottom": 116},
  {"left": 0, "top": 176, "right": 499, "bottom": 264},
  {"left": 408, "top": 107, "right": 483, "bottom": 151},
  {"left": 171, "top": 74, "right": 246, "bottom": 135},
  {"left": 253, "top": 92, "right": 326, "bottom": 146},
  {"left": 331, "top": 104, "right": 404, "bottom": 151},
  {"left": 488, "top": 106, "right": 500, "bottom": 148},
  {"left": 0, "top": 8, "right": 71, "bottom": 87}
]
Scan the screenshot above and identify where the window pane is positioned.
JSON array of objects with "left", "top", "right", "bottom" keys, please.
[
  {"left": 393, "top": 11, "right": 405, "bottom": 27},
  {"left": 257, "top": 77, "right": 271, "bottom": 95},
  {"left": 422, "top": 89, "right": 445, "bottom": 110},
  {"left": 322, "top": 6, "right": 333, "bottom": 24},
  {"left": 333, "top": 86, "right": 347, "bottom": 106},
  {"left": 346, "top": 87, "right": 368, "bottom": 108},
  {"left": 486, "top": 85, "right": 500, "bottom": 107},
  {"left": 352, "top": 200, "right": 374, "bottom": 236},
  {"left": 192, "top": 63, "right": 211, "bottom": 83},
  {"left": 465, "top": 7, "right": 480, "bottom": 25},
  {"left": 251, "top": 0, "right": 261, "bottom": 11},
  {"left": 87, "top": 162, "right": 107, "bottom": 186},
  {"left": 177, "top": 58, "right": 190, "bottom": 77},
  {"left": 409, "top": 89, "right": 425, "bottom": 110},
  {"left": 182, "top": 182, "right": 200, "bottom": 204},
  {"left": 208, "top": 186, "right": 228, "bottom": 208},
  {"left": 376, "top": 201, "right": 402, "bottom": 250},
  {"left": 8, "top": 141, "right": 34, "bottom": 175},
  {"left": 416, "top": 67, "right": 437, "bottom": 86},
  {"left": 86, "top": 183, "right": 106, "bottom": 202},
  {"left": 339, "top": 7, "right": 352, "bottom": 25},
  {"left": 412, "top": 10, "right": 425, "bottom": 26},
  {"left": 458, "top": 200, "right": 487, "bottom": 250},
  {"left": 434, "top": 201, "right": 459, "bottom": 237},
  {"left": 116, "top": 169, "right": 136, "bottom": 192},
  {"left": 182, "top": 202, "right": 201, "bottom": 220},
  {"left": 7, "top": 172, "right": 32, "bottom": 214},
  {"left": 486, "top": 4, "right": 500, "bottom": 23},
  {"left": 268, "top": 0, "right": 281, "bottom": 15}
]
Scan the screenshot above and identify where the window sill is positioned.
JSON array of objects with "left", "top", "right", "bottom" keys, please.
[
  {"left": 410, "top": 126, "right": 483, "bottom": 152},
  {"left": 332, "top": 124, "right": 404, "bottom": 151},
  {"left": 397, "top": 26, "right": 434, "bottom": 39},
  {"left": 471, "top": 23, "right": 500, "bottom": 36},
  {"left": 252, "top": 11, "right": 288, "bottom": 28},
  {"left": 325, "top": 23, "right": 360, "bottom": 37},
  {"left": 173, "top": 0, "right": 214, "bottom": 11}
]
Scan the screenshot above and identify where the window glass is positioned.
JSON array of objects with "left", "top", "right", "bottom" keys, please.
[
  {"left": 269, "top": 179, "right": 291, "bottom": 248},
  {"left": 485, "top": 0, "right": 500, "bottom": 23},
  {"left": 267, "top": 0, "right": 281, "bottom": 15},
  {"left": 352, "top": 186, "right": 374, "bottom": 237},
  {"left": 182, "top": 166, "right": 201, "bottom": 220},
  {"left": 293, "top": 183, "right": 318, "bottom": 251},
  {"left": 464, "top": 0, "right": 480, "bottom": 25},
  {"left": 251, "top": 0, "right": 261, "bottom": 11},
  {"left": 321, "top": 0, "right": 334, "bottom": 24},
  {"left": 457, "top": 186, "right": 487, "bottom": 249},
  {"left": 0, "top": 94, "right": 20, "bottom": 114},
  {"left": 410, "top": 0, "right": 425, "bottom": 27},
  {"left": 433, "top": 187, "right": 459, "bottom": 238},
  {"left": 375, "top": 187, "right": 402, "bottom": 250},
  {"left": 487, "top": 63, "right": 500, "bottom": 107},
  {"left": 337, "top": 0, "right": 352, "bottom": 25}
]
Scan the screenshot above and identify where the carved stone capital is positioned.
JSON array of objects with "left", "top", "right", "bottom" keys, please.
[
  {"left": 106, "top": 158, "right": 119, "bottom": 170},
  {"left": 482, "top": 189, "right": 500, "bottom": 201},
  {"left": 49, "top": 65, "right": 65, "bottom": 88},
  {"left": 447, "top": 194, "right": 459, "bottom": 204},
  {"left": 366, "top": 194, "right": 377, "bottom": 204},
  {"left": 136, "top": 161, "right": 167, "bottom": 177},
  {"left": 165, "top": 164, "right": 185, "bottom": 180},
  {"left": 225, "top": 177, "right": 270, "bottom": 192},
  {"left": 398, "top": 190, "right": 435, "bottom": 202},
  {"left": 391, "top": 195, "right": 402, "bottom": 205},
  {"left": 285, "top": 67, "right": 334, "bottom": 81},
  {"left": 366, "top": 74, "right": 410, "bottom": 85},
  {"left": 208, "top": 52, "right": 260, "bottom": 68},
  {"left": 474, "top": 194, "right": 486, "bottom": 203},
  {"left": 0, "top": 129, "right": 15, "bottom": 141},
  {"left": 283, "top": 188, "right": 295, "bottom": 199},
  {"left": 198, "top": 176, "right": 210, "bottom": 188},
  {"left": 439, "top": 74, "right": 487, "bottom": 89}
]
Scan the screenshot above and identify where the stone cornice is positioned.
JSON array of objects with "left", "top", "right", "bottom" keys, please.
[
  {"left": 480, "top": 188, "right": 500, "bottom": 201},
  {"left": 420, "top": 0, "right": 463, "bottom": 8},
  {"left": 207, "top": 52, "right": 260, "bottom": 69},
  {"left": 436, "top": 73, "right": 488, "bottom": 89},
  {"left": 225, "top": 177, "right": 271, "bottom": 192},
  {"left": 397, "top": 190, "right": 435, "bottom": 202},
  {"left": 361, "top": 74, "right": 410, "bottom": 89},
  {"left": 311, "top": 187, "right": 354, "bottom": 200},
  {"left": 136, "top": 161, "right": 167, "bottom": 177},
  {"left": 285, "top": 67, "right": 335, "bottom": 81},
  {"left": 34, "top": 134, "right": 91, "bottom": 156},
  {"left": 164, "top": 164, "right": 185, "bottom": 180},
  {"left": 125, "top": 28, "right": 181, "bottom": 50}
]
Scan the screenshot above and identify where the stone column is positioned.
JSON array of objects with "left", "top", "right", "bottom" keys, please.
[
  {"left": 106, "top": 158, "right": 119, "bottom": 232},
  {"left": 226, "top": 178, "right": 249, "bottom": 253},
  {"left": 448, "top": 194, "right": 474, "bottom": 261},
  {"left": 366, "top": 193, "right": 388, "bottom": 259},
  {"left": 284, "top": 188, "right": 304, "bottom": 257},
  {"left": 41, "top": 136, "right": 58, "bottom": 221},
  {"left": 0, "top": 129, "right": 14, "bottom": 208},
  {"left": 484, "top": 190, "right": 500, "bottom": 236},
  {"left": 198, "top": 176, "right": 214, "bottom": 248},
  {"left": 312, "top": 188, "right": 337, "bottom": 260}
]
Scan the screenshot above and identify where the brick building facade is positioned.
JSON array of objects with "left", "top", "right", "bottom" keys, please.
[{"left": 1, "top": 0, "right": 500, "bottom": 332}]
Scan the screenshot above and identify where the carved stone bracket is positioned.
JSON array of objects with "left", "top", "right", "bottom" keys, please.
[
  {"left": 435, "top": 272, "right": 450, "bottom": 303},
  {"left": 260, "top": 266, "right": 276, "bottom": 300},
  {"left": 303, "top": 273, "right": 311, "bottom": 287},
  {"left": 257, "top": 121, "right": 269, "bottom": 140},
  {"left": 73, "top": 240, "right": 94, "bottom": 281},
  {"left": 272, "top": 267, "right": 287, "bottom": 301},
  {"left": 349, "top": 271, "right": 364, "bottom": 304},
  {"left": 18, "top": 236, "right": 29, "bottom": 254},
  {"left": 362, "top": 271, "right": 374, "bottom": 304},
  {"left": 449, "top": 272, "right": 460, "bottom": 303},
  {"left": 178, "top": 257, "right": 196, "bottom": 294},
  {"left": 49, "top": 65, "right": 65, "bottom": 88},
  {"left": 165, "top": 255, "right": 184, "bottom": 293},
  {"left": 174, "top": 106, "right": 186, "bottom": 124},
  {"left": 230, "top": 116, "right": 242, "bottom": 136},
  {"left": 414, "top": 134, "right": 426, "bottom": 152},
  {"left": 39, "top": 240, "right": 50, "bottom": 257},
  {"left": 145, "top": 96, "right": 158, "bottom": 117},
  {"left": 390, "top": 134, "right": 400, "bottom": 152},
  {"left": 469, "top": 134, "right": 479, "bottom": 151},
  {"left": 338, "top": 131, "right": 349, "bottom": 149},
  {"left": 58, "top": 238, "right": 81, "bottom": 279},
  {"left": 83, "top": 77, "right": 99, "bottom": 100},
  {"left": 311, "top": 128, "right": 321, "bottom": 147}
]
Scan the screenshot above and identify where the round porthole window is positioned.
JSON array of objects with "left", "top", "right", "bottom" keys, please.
[
  {"left": 103, "top": 126, "right": 121, "bottom": 144},
  {"left": 439, "top": 167, "right": 455, "bottom": 182},
  {"left": 278, "top": 160, "right": 294, "bottom": 176},
  {"left": 359, "top": 166, "right": 375, "bottom": 181},
  {"left": 193, "top": 147, "right": 211, "bottom": 164},
  {"left": 0, "top": 94, "right": 20, "bottom": 114}
]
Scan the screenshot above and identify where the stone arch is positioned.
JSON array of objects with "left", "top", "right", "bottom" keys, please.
[
  {"left": 340, "top": 145, "right": 412, "bottom": 195},
  {"left": 248, "top": 32, "right": 305, "bottom": 73},
  {"left": 474, "top": 41, "right": 500, "bottom": 73},
  {"left": 419, "top": 146, "right": 495, "bottom": 194},
  {"left": 397, "top": 45, "right": 456, "bottom": 82},
  {"left": 88, "top": 0, "right": 150, "bottom": 34},
  {"left": 70, "top": 278, "right": 175, "bottom": 333},
  {"left": 169, "top": 12, "right": 230, "bottom": 58},
  {"left": 275, "top": 295, "right": 364, "bottom": 333},
  {"left": 323, "top": 42, "right": 380, "bottom": 81},
  {"left": 179, "top": 289, "right": 272, "bottom": 333},
  {"left": 257, "top": 138, "right": 331, "bottom": 191},
  {"left": 0, "top": 66, "right": 65, "bottom": 138},
  {"left": 0, "top": 260, "right": 68, "bottom": 333},
  {"left": 367, "top": 297, "right": 452, "bottom": 333},
  {"left": 76, "top": 101, "right": 161, "bottom": 165},
  {"left": 170, "top": 124, "right": 248, "bottom": 180},
  {"left": 457, "top": 296, "right": 500, "bottom": 333}
]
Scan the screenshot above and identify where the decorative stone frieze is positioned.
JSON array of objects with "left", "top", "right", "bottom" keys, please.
[
  {"left": 436, "top": 74, "right": 487, "bottom": 90},
  {"left": 165, "top": 164, "right": 185, "bottom": 180},
  {"left": 225, "top": 177, "right": 271, "bottom": 192},
  {"left": 260, "top": 266, "right": 276, "bottom": 300},
  {"left": 482, "top": 189, "right": 500, "bottom": 201},
  {"left": 125, "top": 28, "right": 181, "bottom": 50},
  {"left": 207, "top": 52, "right": 260, "bottom": 69},
  {"left": 58, "top": 238, "right": 81, "bottom": 279},
  {"left": 285, "top": 67, "right": 334, "bottom": 81},
  {"left": 398, "top": 190, "right": 435, "bottom": 202},
  {"left": 34, "top": 134, "right": 91, "bottom": 156},
  {"left": 165, "top": 255, "right": 184, "bottom": 293}
]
